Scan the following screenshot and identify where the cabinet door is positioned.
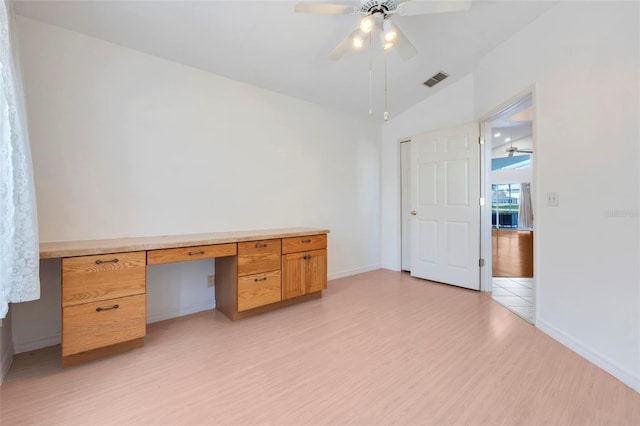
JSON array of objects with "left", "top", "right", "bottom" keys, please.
[
  {"left": 305, "top": 249, "right": 327, "bottom": 294},
  {"left": 282, "top": 252, "right": 305, "bottom": 300}
]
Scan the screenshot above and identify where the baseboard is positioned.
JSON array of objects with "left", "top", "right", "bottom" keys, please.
[
  {"left": 537, "top": 318, "right": 640, "bottom": 392},
  {"left": 13, "top": 334, "right": 61, "bottom": 355},
  {"left": 1, "top": 343, "right": 14, "bottom": 385},
  {"left": 328, "top": 264, "right": 380, "bottom": 281},
  {"left": 380, "top": 263, "right": 401, "bottom": 272},
  {"left": 146, "top": 300, "right": 215, "bottom": 324}
]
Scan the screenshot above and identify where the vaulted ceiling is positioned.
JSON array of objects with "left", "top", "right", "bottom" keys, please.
[{"left": 13, "top": 0, "right": 556, "bottom": 122}]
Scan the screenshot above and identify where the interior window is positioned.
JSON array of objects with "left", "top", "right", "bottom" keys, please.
[{"left": 492, "top": 183, "right": 521, "bottom": 228}]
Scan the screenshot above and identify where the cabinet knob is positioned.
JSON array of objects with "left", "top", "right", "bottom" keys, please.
[
  {"left": 255, "top": 243, "right": 267, "bottom": 249},
  {"left": 188, "top": 250, "right": 205, "bottom": 256},
  {"left": 254, "top": 277, "right": 268, "bottom": 282}
]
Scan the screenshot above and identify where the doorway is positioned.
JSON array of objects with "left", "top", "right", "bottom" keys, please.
[
  {"left": 482, "top": 93, "right": 535, "bottom": 323},
  {"left": 399, "top": 95, "right": 535, "bottom": 319}
]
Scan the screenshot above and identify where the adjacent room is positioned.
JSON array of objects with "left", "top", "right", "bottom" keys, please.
[{"left": 1, "top": 1, "right": 639, "bottom": 424}]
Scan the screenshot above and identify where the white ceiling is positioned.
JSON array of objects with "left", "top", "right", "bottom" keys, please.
[{"left": 12, "top": 0, "right": 556, "bottom": 122}]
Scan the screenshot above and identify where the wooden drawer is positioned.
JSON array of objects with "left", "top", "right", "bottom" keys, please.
[
  {"left": 237, "top": 239, "right": 281, "bottom": 276},
  {"left": 237, "top": 270, "right": 281, "bottom": 312},
  {"left": 62, "top": 252, "right": 146, "bottom": 307},
  {"left": 147, "top": 243, "right": 236, "bottom": 265},
  {"left": 62, "top": 294, "right": 146, "bottom": 357},
  {"left": 282, "top": 234, "right": 327, "bottom": 254}
]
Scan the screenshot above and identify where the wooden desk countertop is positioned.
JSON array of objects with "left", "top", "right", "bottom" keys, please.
[{"left": 40, "top": 227, "right": 330, "bottom": 259}]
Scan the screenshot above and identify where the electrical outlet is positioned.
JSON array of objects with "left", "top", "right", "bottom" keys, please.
[
  {"left": 547, "top": 192, "right": 559, "bottom": 207},
  {"left": 207, "top": 275, "right": 215, "bottom": 287}
]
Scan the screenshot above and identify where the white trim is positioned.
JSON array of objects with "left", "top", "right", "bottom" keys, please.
[
  {"left": 13, "top": 334, "right": 60, "bottom": 354},
  {"left": 328, "top": 264, "right": 381, "bottom": 281},
  {"left": 537, "top": 319, "right": 640, "bottom": 392},
  {"left": 380, "top": 263, "right": 401, "bottom": 272},
  {"left": 147, "top": 300, "right": 215, "bottom": 324}
]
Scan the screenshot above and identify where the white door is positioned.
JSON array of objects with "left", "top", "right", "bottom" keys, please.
[{"left": 410, "top": 122, "right": 480, "bottom": 290}]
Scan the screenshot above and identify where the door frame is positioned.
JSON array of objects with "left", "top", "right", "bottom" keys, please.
[
  {"left": 400, "top": 139, "right": 412, "bottom": 272},
  {"left": 478, "top": 86, "right": 539, "bottom": 316}
]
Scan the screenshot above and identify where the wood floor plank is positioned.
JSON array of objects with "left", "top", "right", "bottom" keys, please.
[{"left": 1, "top": 270, "right": 639, "bottom": 425}]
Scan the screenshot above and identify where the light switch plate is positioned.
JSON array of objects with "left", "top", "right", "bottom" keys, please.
[{"left": 547, "top": 192, "right": 559, "bottom": 207}]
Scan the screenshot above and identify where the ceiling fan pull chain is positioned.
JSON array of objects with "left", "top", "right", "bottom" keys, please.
[
  {"left": 384, "top": 50, "right": 389, "bottom": 121},
  {"left": 369, "top": 33, "right": 373, "bottom": 115}
]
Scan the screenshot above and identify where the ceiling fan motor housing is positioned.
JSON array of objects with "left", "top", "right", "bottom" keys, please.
[{"left": 361, "top": 0, "right": 398, "bottom": 16}]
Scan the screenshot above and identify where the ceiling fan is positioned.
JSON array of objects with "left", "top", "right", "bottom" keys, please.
[
  {"left": 506, "top": 145, "right": 533, "bottom": 157},
  {"left": 294, "top": 0, "right": 472, "bottom": 60}
]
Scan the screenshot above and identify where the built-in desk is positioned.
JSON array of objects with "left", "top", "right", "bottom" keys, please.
[{"left": 40, "top": 227, "right": 329, "bottom": 367}]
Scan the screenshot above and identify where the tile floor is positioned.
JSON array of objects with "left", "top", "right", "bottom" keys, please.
[{"left": 492, "top": 277, "right": 534, "bottom": 323}]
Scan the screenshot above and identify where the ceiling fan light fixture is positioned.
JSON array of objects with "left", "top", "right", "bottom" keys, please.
[
  {"left": 382, "top": 41, "right": 394, "bottom": 51},
  {"left": 382, "top": 20, "right": 397, "bottom": 42},
  {"left": 359, "top": 16, "right": 375, "bottom": 33},
  {"left": 352, "top": 34, "right": 365, "bottom": 49},
  {"left": 384, "top": 30, "right": 397, "bottom": 42}
]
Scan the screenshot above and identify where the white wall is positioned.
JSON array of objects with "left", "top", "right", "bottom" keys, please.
[
  {"left": 475, "top": 1, "right": 639, "bottom": 390},
  {"left": 381, "top": 2, "right": 639, "bottom": 390},
  {"left": 11, "top": 17, "right": 381, "bottom": 352}
]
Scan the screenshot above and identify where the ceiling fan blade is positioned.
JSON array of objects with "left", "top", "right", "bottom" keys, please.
[
  {"left": 393, "top": 25, "right": 417, "bottom": 61},
  {"left": 294, "top": 2, "right": 358, "bottom": 15},
  {"left": 518, "top": 149, "right": 534, "bottom": 154},
  {"left": 397, "top": 0, "right": 472, "bottom": 16},
  {"left": 328, "top": 28, "right": 360, "bottom": 60}
]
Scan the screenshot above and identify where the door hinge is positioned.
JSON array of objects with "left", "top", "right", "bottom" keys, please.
[
  {"left": 479, "top": 197, "right": 485, "bottom": 206},
  {"left": 478, "top": 136, "right": 484, "bottom": 145},
  {"left": 479, "top": 259, "right": 485, "bottom": 267}
]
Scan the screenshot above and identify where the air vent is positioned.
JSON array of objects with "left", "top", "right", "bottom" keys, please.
[{"left": 423, "top": 71, "right": 449, "bottom": 88}]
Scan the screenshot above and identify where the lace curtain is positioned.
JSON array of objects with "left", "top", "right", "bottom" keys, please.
[
  {"left": 0, "top": 0, "right": 40, "bottom": 318},
  {"left": 518, "top": 182, "right": 533, "bottom": 229}
]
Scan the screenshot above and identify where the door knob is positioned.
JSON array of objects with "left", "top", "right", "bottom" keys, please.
[{"left": 410, "top": 210, "right": 417, "bottom": 216}]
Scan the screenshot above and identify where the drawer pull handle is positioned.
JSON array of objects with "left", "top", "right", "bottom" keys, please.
[
  {"left": 255, "top": 243, "right": 267, "bottom": 249},
  {"left": 96, "top": 304, "right": 119, "bottom": 312},
  {"left": 304, "top": 254, "right": 311, "bottom": 260},
  {"left": 254, "top": 277, "right": 268, "bottom": 282},
  {"left": 301, "top": 239, "right": 311, "bottom": 243},
  {"left": 95, "top": 258, "right": 119, "bottom": 265},
  {"left": 188, "top": 250, "right": 205, "bottom": 256}
]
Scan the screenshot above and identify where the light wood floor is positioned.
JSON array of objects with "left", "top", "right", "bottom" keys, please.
[{"left": 2, "top": 270, "right": 639, "bottom": 425}]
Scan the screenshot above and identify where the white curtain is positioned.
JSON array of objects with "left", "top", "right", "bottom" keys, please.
[
  {"left": 519, "top": 182, "right": 533, "bottom": 229},
  {"left": 0, "top": 0, "right": 40, "bottom": 319}
]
